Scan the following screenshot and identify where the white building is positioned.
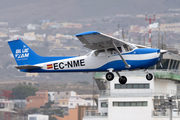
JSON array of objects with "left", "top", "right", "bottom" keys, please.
[
  {"left": 28, "top": 114, "right": 49, "bottom": 120},
  {"left": 68, "top": 96, "right": 96, "bottom": 109},
  {"left": 27, "top": 24, "right": 36, "bottom": 30},
  {"left": 54, "top": 91, "right": 76, "bottom": 104},
  {"left": 83, "top": 53, "right": 180, "bottom": 120},
  {"left": 48, "top": 92, "right": 55, "bottom": 102}
]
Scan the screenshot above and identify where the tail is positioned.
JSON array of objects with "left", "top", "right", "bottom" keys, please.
[
  {"left": 8, "top": 39, "right": 41, "bottom": 66},
  {"left": 8, "top": 39, "right": 75, "bottom": 70}
]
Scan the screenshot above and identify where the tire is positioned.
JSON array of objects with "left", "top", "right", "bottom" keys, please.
[
  {"left": 106, "top": 72, "right": 114, "bottom": 81},
  {"left": 119, "top": 76, "right": 127, "bottom": 84},
  {"left": 146, "top": 73, "right": 153, "bottom": 81}
]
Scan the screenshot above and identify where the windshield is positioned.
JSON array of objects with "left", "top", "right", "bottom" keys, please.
[{"left": 123, "top": 44, "right": 137, "bottom": 52}]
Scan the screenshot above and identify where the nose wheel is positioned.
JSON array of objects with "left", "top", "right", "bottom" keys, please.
[
  {"left": 144, "top": 69, "right": 153, "bottom": 81},
  {"left": 146, "top": 73, "right": 153, "bottom": 81}
]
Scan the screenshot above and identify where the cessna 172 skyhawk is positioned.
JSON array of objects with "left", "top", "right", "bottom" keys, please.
[{"left": 8, "top": 31, "right": 166, "bottom": 84}]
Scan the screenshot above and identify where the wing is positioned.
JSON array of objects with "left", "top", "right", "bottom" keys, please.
[{"left": 75, "top": 31, "right": 132, "bottom": 50}]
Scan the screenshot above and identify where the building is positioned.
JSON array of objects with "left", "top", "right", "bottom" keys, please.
[
  {"left": 24, "top": 32, "right": 35, "bottom": 37},
  {"left": 28, "top": 114, "right": 49, "bottom": 120},
  {"left": 83, "top": 53, "right": 180, "bottom": 120},
  {"left": 36, "top": 35, "right": 44, "bottom": 41},
  {"left": 27, "top": 24, "right": 36, "bottom": 30},
  {"left": 26, "top": 90, "right": 48, "bottom": 109},
  {"left": 26, "top": 73, "right": 38, "bottom": 77},
  {"left": 59, "top": 99, "right": 69, "bottom": 107},
  {"left": 68, "top": 96, "right": 95, "bottom": 109},
  {"left": 48, "top": 92, "right": 55, "bottom": 102},
  {"left": 54, "top": 91, "right": 76, "bottom": 104},
  {"left": 53, "top": 106, "right": 91, "bottom": 120},
  {"left": 11, "top": 100, "right": 26, "bottom": 109}
]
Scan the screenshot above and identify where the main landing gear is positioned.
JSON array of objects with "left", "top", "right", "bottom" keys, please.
[
  {"left": 106, "top": 72, "right": 127, "bottom": 84},
  {"left": 105, "top": 69, "right": 153, "bottom": 84}
]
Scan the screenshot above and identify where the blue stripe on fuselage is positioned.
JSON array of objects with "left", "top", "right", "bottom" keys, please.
[
  {"left": 20, "top": 58, "right": 158, "bottom": 73},
  {"left": 121, "top": 48, "right": 159, "bottom": 55}
]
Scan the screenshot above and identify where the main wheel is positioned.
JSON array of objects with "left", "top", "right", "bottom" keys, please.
[
  {"left": 106, "top": 72, "right": 114, "bottom": 81},
  {"left": 146, "top": 73, "right": 153, "bottom": 81},
  {"left": 119, "top": 76, "right": 127, "bottom": 84}
]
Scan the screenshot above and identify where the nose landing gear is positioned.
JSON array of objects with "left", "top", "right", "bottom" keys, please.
[
  {"left": 145, "top": 69, "right": 153, "bottom": 81},
  {"left": 146, "top": 73, "right": 153, "bottom": 81}
]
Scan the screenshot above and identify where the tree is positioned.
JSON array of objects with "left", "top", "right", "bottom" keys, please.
[{"left": 12, "top": 85, "right": 38, "bottom": 99}]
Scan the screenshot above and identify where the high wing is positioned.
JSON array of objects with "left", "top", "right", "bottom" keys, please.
[{"left": 75, "top": 31, "right": 134, "bottom": 50}]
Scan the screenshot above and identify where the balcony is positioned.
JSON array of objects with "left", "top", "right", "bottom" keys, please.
[
  {"left": 99, "top": 89, "right": 177, "bottom": 97},
  {"left": 153, "top": 70, "right": 180, "bottom": 81},
  {"left": 152, "top": 110, "right": 180, "bottom": 118}
]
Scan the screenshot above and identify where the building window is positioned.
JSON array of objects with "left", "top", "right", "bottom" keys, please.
[
  {"left": 66, "top": 92, "right": 68, "bottom": 95},
  {"left": 70, "top": 103, "right": 73, "bottom": 106},
  {"left": 63, "top": 102, "right": 65, "bottom": 105},
  {"left": 29, "top": 117, "right": 36, "bottom": 120},
  {"left": 87, "top": 103, "right": 91, "bottom": 106},
  {"left": 30, "top": 100, "right": 33, "bottom": 102},
  {"left": 113, "top": 101, "right": 148, "bottom": 107},
  {"left": 101, "top": 102, "right": 108, "bottom": 107},
  {"left": 115, "top": 84, "right": 149, "bottom": 89},
  {"left": 77, "top": 103, "right": 79, "bottom": 106}
]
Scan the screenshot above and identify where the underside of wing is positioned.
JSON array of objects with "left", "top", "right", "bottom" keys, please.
[
  {"left": 75, "top": 31, "right": 130, "bottom": 50},
  {"left": 15, "top": 65, "right": 42, "bottom": 70}
]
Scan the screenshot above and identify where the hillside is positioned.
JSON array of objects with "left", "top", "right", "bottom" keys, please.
[{"left": 0, "top": 0, "right": 180, "bottom": 26}]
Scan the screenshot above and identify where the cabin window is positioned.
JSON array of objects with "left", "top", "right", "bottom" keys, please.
[
  {"left": 95, "top": 50, "right": 105, "bottom": 56},
  {"left": 123, "top": 45, "right": 133, "bottom": 52}
]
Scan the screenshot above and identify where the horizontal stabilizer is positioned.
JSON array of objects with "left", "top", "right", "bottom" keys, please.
[{"left": 15, "top": 65, "right": 42, "bottom": 70}]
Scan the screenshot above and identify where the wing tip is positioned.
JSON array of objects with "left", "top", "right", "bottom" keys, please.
[{"left": 75, "top": 31, "right": 100, "bottom": 37}]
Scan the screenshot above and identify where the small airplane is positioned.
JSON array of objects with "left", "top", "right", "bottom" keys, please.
[{"left": 8, "top": 31, "right": 166, "bottom": 84}]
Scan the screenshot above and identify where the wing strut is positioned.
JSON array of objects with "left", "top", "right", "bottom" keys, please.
[{"left": 112, "top": 41, "right": 131, "bottom": 68}]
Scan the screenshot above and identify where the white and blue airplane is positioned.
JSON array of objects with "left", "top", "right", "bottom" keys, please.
[{"left": 8, "top": 31, "right": 166, "bottom": 84}]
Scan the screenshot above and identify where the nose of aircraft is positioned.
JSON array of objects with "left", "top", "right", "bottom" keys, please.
[{"left": 135, "top": 48, "right": 162, "bottom": 68}]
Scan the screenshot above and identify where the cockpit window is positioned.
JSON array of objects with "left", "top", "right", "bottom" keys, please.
[
  {"left": 108, "top": 47, "right": 122, "bottom": 55},
  {"left": 123, "top": 44, "right": 136, "bottom": 52}
]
